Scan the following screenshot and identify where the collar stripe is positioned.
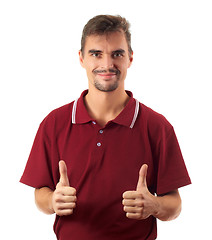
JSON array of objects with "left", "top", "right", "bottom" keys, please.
[
  {"left": 72, "top": 98, "right": 79, "bottom": 124},
  {"left": 130, "top": 99, "right": 139, "bottom": 129},
  {"left": 72, "top": 97, "right": 139, "bottom": 128}
]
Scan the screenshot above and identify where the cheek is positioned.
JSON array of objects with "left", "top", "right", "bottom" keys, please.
[
  {"left": 85, "top": 61, "right": 97, "bottom": 73},
  {"left": 118, "top": 64, "right": 128, "bottom": 74},
  {"left": 116, "top": 59, "right": 130, "bottom": 70}
]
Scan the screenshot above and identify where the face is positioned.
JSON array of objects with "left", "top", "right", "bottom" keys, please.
[{"left": 79, "top": 31, "right": 133, "bottom": 92}]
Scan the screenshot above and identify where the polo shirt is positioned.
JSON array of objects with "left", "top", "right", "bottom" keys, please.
[{"left": 20, "top": 90, "right": 191, "bottom": 240}]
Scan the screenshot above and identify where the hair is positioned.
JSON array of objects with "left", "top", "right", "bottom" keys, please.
[{"left": 80, "top": 15, "right": 133, "bottom": 57}]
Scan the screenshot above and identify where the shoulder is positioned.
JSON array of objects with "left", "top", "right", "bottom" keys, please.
[
  {"left": 140, "top": 103, "right": 171, "bottom": 126},
  {"left": 39, "top": 101, "right": 74, "bottom": 132},
  {"left": 47, "top": 101, "right": 74, "bottom": 121},
  {"left": 138, "top": 103, "right": 173, "bottom": 139}
]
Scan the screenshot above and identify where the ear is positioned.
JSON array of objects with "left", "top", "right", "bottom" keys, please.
[
  {"left": 128, "top": 51, "right": 133, "bottom": 68},
  {"left": 79, "top": 50, "right": 84, "bottom": 68}
]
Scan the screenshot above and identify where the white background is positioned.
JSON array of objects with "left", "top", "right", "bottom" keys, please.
[{"left": 0, "top": 0, "right": 211, "bottom": 239}]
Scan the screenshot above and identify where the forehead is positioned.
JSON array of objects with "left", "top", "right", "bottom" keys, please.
[{"left": 84, "top": 31, "right": 128, "bottom": 52}]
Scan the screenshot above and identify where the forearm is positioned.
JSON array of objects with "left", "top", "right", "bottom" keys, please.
[
  {"left": 154, "top": 190, "right": 182, "bottom": 221},
  {"left": 34, "top": 187, "right": 55, "bottom": 215}
]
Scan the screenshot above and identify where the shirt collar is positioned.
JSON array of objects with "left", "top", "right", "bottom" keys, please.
[{"left": 72, "top": 90, "right": 139, "bottom": 129}]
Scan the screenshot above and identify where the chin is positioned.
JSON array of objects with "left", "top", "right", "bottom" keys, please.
[{"left": 94, "top": 82, "right": 119, "bottom": 92}]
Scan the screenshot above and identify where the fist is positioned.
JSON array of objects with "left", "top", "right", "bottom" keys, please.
[
  {"left": 122, "top": 164, "right": 158, "bottom": 220},
  {"left": 52, "top": 160, "right": 77, "bottom": 216}
]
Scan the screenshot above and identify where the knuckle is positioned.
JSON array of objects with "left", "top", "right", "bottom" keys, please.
[
  {"left": 72, "top": 202, "right": 76, "bottom": 208},
  {"left": 55, "top": 202, "right": 61, "bottom": 210},
  {"left": 71, "top": 188, "right": 77, "bottom": 195},
  {"left": 124, "top": 199, "right": 132, "bottom": 205},
  {"left": 136, "top": 200, "right": 144, "bottom": 207},
  {"left": 64, "top": 209, "right": 73, "bottom": 216},
  {"left": 69, "top": 209, "right": 74, "bottom": 215},
  {"left": 69, "top": 203, "right": 75, "bottom": 209},
  {"left": 54, "top": 195, "right": 61, "bottom": 202},
  {"left": 72, "top": 196, "right": 77, "bottom": 202},
  {"left": 137, "top": 193, "right": 143, "bottom": 199},
  {"left": 122, "top": 191, "right": 128, "bottom": 198},
  {"left": 65, "top": 187, "right": 76, "bottom": 196}
]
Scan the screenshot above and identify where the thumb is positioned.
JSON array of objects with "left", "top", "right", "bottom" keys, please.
[
  {"left": 136, "top": 164, "right": 148, "bottom": 191},
  {"left": 59, "top": 160, "right": 70, "bottom": 186}
]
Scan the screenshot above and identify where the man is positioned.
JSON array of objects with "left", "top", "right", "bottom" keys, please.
[{"left": 20, "top": 15, "right": 191, "bottom": 239}]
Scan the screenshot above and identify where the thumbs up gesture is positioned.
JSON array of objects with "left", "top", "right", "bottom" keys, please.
[
  {"left": 52, "top": 160, "right": 77, "bottom": 216},
  {"left": 122, "top": 164, "right": 158, "bottom": 220}
]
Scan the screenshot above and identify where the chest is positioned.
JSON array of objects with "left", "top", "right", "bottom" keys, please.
[{"left": 55, "top": 123, "right": 156, "bottom": 194}]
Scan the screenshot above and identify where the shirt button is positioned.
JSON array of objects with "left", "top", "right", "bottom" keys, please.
[
  {"left": 99, "top": 130, "right": 103, "bottom": 134},
  {"left": 97, "top": 142, "right": 101, "bottom": 147},
  {"left": 92, "top": 121, "right": 96, "bottom": 125}
]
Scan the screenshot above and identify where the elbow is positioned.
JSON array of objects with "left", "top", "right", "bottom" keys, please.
[
  {"left": 160, "top": 203, "right": 182, "bottom": 221},
  {"left": 160, "top": 196, "right": 182, "bottom": 222},
  {"left": 157, "top": 190, "right": 182, "bottom": 221},
  {"left": 34, "top": 187, "right": 54, "bottom": 215},
  {"left": 172, "top": 199, "right": 182, "bottom": 220}
]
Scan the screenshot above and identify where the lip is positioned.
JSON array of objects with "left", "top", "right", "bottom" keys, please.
[{"left": 97, "top": 73, "right": 117, "bottom": 79}]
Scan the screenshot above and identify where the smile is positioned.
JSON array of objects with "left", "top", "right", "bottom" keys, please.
[{"left": 97, "top": 73, "right": 117, "bottom": 80}]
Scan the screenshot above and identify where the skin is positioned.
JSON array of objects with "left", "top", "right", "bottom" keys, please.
[
  {"left": 34, "top": 31, "right": 182, "bottom": 221},
  {"left": 79, "top": 31, "right": 133, "bottom": 126},
  {"left": 122, "top": 164, "right": 181, "bottom": 221},
  {"left": 35, "top": 161, "right": 76, "bottom": 216}
]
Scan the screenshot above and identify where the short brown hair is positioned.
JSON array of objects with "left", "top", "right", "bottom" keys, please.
[{"left": 80, "top": 15, "right": 133, "bottom": 57}]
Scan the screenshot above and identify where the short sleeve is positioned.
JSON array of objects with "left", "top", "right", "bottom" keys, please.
[
  {"left": 20, "top": 118, "right": 55, "bottom": 190},
  {"left": 156, "top": 127, "right": 191, "bottom": 195}
]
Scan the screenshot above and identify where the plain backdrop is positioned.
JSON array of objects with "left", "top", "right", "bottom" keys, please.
[{"left": 0, "top": 0, "right": 211, "bottom": 239}]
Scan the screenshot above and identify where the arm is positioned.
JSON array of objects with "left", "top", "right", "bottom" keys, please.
[
  {"left": 35, "top": 187, "right": 54, "bottom": 215},
  {"left": 34, "top": 161, "right": 77, "bottom": 216},
  {"left": 122, "top": 164, "right": 182, "bottom": 221},
  {"left": 154, "top": 189, "right": 181, "bottom": 221}
]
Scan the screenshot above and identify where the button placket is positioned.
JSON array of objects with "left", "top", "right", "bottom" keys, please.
[
  {"left": 91, "top": 121, "right": 105, "bottom": 148},
  {"left": 89, "top": 127, "right": 105, "bottom": 170},
  {"left": 96, "top": 128, "right": 105, "bottom": 148}
]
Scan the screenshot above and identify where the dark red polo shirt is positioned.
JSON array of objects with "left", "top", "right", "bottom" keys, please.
[{"left": 20, "top": 90, "right": 191, "bottom": 240}]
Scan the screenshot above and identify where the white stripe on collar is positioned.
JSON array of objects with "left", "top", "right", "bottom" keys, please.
[
  {"left": 130, "top": 99, "right": 139, "bottom": 129},
  {"left": 72, "top": 97, "right": 140, "bottom": 128},
  {"left": 72, "top": 98, "right": 79, "bottom": 124}
]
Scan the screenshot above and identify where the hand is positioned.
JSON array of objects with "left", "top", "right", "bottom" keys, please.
[
  {"left": 52, "top": 160, "right": 77, "bottom": 216},
  {"left": 122, "top": 164, "right": 158, "bottom": 220}
]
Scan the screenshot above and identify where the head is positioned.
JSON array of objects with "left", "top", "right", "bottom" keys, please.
[
  {"left": 80, "top": 15, "right": 133, "bottom": 58},
  {"left": 79, "top": 15, "right": 133, "bottom": 92}
]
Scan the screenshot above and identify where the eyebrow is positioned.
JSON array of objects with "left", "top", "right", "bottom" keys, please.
[
  {"left": 88, "top": 49, "right": 126, "bottom": 54},
  {"left": 112, "top": 49, "right": 125, "bottom": 55},
  {"left": 88, "top": 49, "right": 102, "bottom": 54}
]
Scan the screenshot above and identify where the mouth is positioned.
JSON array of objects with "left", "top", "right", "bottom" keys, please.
[
  {"left": 97, "top": 73, "right": 117, "bottom": 79},
  {"left": 93, "top": 69, "right": 120, "bottom": 80}
]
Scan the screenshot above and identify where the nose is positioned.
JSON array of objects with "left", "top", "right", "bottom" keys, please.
[{"left": 100, "top": 54, "right": 114, "bottom": 69}]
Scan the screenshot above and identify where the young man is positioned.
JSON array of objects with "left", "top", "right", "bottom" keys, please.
[{"left": 20, "top": 15, "right": 191, "bottom": 239}]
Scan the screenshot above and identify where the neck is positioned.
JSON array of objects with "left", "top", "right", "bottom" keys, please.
[{"left": 84, "top": 87, "right": 130, "bottom": 127}]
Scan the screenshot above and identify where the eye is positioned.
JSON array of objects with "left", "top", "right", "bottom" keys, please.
[
  {"left": 92, "top": 53, "right": 99, "bottom": 57},
  {"left": 112, "top": 52, "right": 124, "bottom": 58},
  {"left": 90, "top": 52, "right": 102, "bottom": 58}
]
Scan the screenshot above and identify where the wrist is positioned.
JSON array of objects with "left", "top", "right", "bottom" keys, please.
[
  {"left": 47, "top": 191, "right": 55, "bottom": 214},
  {"left": 152, "top": 191, "right": 182, "bottom": 221},
  {"left": 152, "top": 195, "right": 161, "bottom": 218},
  {"left": 46, "top": 191, "right": 55, "bottom": 214}
]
